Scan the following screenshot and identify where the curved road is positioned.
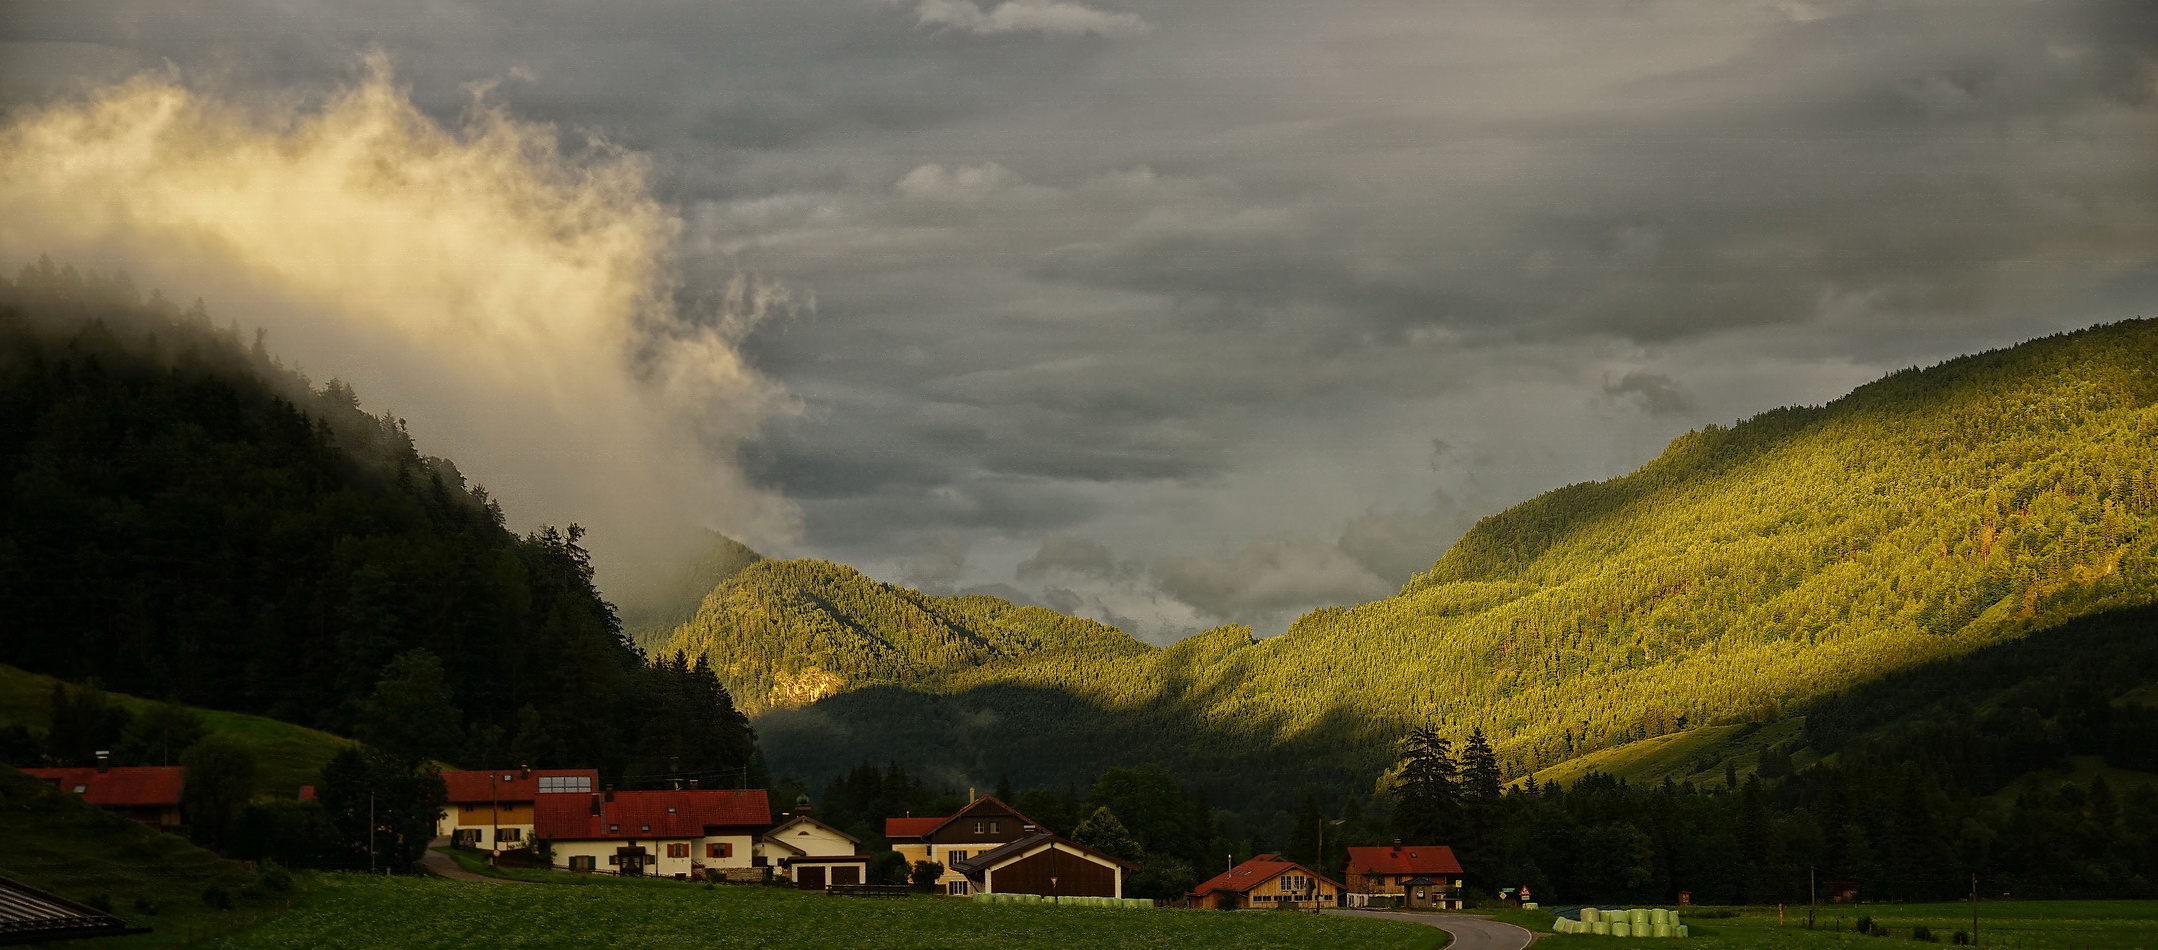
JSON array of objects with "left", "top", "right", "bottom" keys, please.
[{"left": 1325, "top": 910, "right": 1536, "bottom": 950}]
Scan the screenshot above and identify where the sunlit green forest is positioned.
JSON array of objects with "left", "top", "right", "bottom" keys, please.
[{"left": 691, "top": 319, "right": 2158, "bottom": 809}]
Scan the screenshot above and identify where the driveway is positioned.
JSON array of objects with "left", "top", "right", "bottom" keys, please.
[
  {"left": 1325, "top": 909, "right": 1536, "bottom": 950},
  {"left": 421, "top": 840, "right": 513, "bottom": 883}
]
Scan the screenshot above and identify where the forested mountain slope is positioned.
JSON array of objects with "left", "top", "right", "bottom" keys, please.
[
  {"left": 744, "top": 319, "right": 2158, "bottom": 808},
  {"left": 660, "top": 558, "right": 1145, "bottom": 712},
  {"left": 0, "top": 261, "right": 759, "bottom": 784}
]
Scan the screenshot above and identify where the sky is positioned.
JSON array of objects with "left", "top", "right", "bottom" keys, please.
[{"left": 2, "top": 0, "right": 2154, "bottom": 641}]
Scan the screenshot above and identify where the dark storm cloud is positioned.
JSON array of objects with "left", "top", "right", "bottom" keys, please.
[{"left": 10, "top": 0, "right": 2153, "bottom": 635}]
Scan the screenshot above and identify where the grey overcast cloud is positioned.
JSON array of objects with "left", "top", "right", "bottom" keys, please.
[{"left": 3, "top": 0, "right": 2153, "bottom": 641}]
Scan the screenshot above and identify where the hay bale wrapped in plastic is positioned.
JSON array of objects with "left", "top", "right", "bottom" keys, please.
[
  {"left": 1592, "top": 921, "right": 1611, "bottom": 935},
  {"left": 1582, "top": 907, "right": 1602, "bottom": 923},
  {"left": 1613, "top": 922, "right": 1632, "bottom": 937}
]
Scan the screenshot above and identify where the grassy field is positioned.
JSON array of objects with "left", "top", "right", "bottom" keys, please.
[
  {"left": 212, "top": 872, "right": 1448, "bottom": 950},
  {"left": 1495, "top": 901, "right": 2158, "bottom": 949},
  {"left": 0, "top": 767, "right": 293, "bottom": 947},
  {"left": 0, "top": 663, "right": 350, "bottom": 797}
]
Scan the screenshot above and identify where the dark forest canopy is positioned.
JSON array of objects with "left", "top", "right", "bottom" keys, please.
[{"left": 0, "top": 259, "right": 759, "bottom": 788}]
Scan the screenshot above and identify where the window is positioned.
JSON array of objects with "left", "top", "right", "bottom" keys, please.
[
  {"left": 706, "top": 842, "right": 733, "bottom": 859},
  {"left": 990, "top": 821, "right": 1000, "bottom": 834},
  {"left": 640, "top": 825, "right": 651, "bottom": 833},
  {"left": 608, "top": 855, "right": 621, "bottom": 866},
  {"left": 569, "top": 856, "right": 595, "bottom": 871},
  {"left": 537, "top": 776, "right": 593, "bottom": 794},
  {"left": 973, "top": 820, "right": 985, "bottom": 834},
  {"left": 668, "top": 843, "right": 690, "bottom": 858},
  {"left": 72, "top": 785, "right": 88, "bottom": 794},
  {"left": 948, "top": 850, "right": 969, "bottom": 863},
  {"left": 947, "top": 880, "right": 970, "bottom": 896},
  {"left": 495, "top": 828, "right": 522, "bottom": 843},
  {"left": 608, "top": 824, "right": 620, "bottom": 834},
  {"left": 666, "top": 806, "right": 677, "bottom": 814}
]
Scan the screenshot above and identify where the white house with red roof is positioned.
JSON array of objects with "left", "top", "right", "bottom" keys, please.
[
  {"left": 758, "top": 794, "right": 871, "bottom": 889},
  {"left": 1187, "top": 853, "right": 1343, "bottom": 909},
  {"left": 1343, "top": 843, "right": 1465, "bottom": 909},
  {"left": 20, "top": 764, "right": 185, "bottom": 830},
  {"left": 534, "top": 787, "right": 771, "bottom": 879},
  {"left": 434, "top": 768, "right": 599, "bottom": 852}
]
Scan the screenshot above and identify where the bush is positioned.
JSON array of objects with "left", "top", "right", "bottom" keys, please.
[
  {"left": 1952, "top": 930, "right": 1970, "bottom": 945},
  {"left": 1856, "top": 916, "right": 1873, "bottom": 934},
  {"left": 201, "top": 883, "right": 233, "bottom": 910},
  {"left": 1913, "top": 925, "right": 1937, "bottom": 942},
  {"left": 258, "top": 859, "right": 294, "bottom": 892}
]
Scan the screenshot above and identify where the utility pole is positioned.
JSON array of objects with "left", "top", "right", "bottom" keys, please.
[
  {"left": 1808, "top": 866, "right": 1817, "bottom": 930},
  {"left": 1971, "top": 873, "right": 1979, "bottom": 947},
  {"left": 492, "top": 772, "right": 501, "bottom": 856},
  {"left": 369, "top": 792, "right": 378, "bottom": 875}
]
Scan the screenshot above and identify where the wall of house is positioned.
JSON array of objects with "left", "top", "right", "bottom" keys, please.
[
  {"left": 1242, "top": 871, "right": 1339, "bottom": 908},
  {"left": 981, "top": 845, "right": 1121, "bottom": 898},
  {"left": 766, "top": 821, "right": 855, "bottom": 858},
  {"left": 548, "top": 833, "right": 758, "bottom": 877}
]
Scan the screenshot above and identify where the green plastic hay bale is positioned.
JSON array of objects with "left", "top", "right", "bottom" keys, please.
[
  {"left": 1593, "top": 921, "right": 1611, "bottom": 935},
  {"left": 1582, "top": 907, "right": 1601, "bottom": 923},
  {"left": 1649, "top": 908, "right": 1667, "bottom": 925},
  {"left": 1613, "top": 922, "right": 1632, "bottom": 937},
  {"left": 1654, "top": 923, "right": 1673, "bottom": 938},
  {"left": 1631, "top": 908, "right": 1649, "bottom": 928},
  {"left": 1677, "top": 925, "right": 1689, "bottom": 938},
  {"left": 1523, "top": 901, "right": 1538, "bottom": 910}
]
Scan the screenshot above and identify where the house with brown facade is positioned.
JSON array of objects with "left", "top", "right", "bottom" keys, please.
[
  {"left": 1187, "top": 854, "right": 1343, "bottom": 909},
  {"left": 886, "top": 795, "right": 1045, "bottom": 896},
  {"left": 21, "top": 764, "right": 184, "bottom": 830},
  {"left": 436, "top": 768, "right": 599, "bottom": 852},
  {"left": 948, "top": 832, "right": 1135, "bottom": 899},
  {"left": 1344, "top": 843, "right": 1465, "bottom": 909}
]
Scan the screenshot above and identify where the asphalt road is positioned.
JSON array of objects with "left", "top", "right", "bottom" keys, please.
[{"left": 1324, "top": 909, "right": 1537, "bottom": 950}]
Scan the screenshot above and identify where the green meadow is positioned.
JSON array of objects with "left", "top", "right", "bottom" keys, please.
[
  {"left": 0, "top": 664, "right": 349, "bottom": 797},
  {"left": 209, "top": 873, "right": 1442, "bottom": 950}
]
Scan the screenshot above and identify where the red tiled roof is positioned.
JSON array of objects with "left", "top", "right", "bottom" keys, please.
[
  {"left": 20, "top": 767, "right": 184, "bottom": 808},
  {"left": 533, "top": 788, "right": 769, "bottom": 840},
  {"left": 1188, "top": 853, "right": 1343, "bottom": 897},
  {"left": 883, "top": 795, "right": 1044, "bottom": 840},
  {"left": 441, "top": 768, "right": 600, "bottom": 803},
  {"left": 1344, "top": 845, "right": 1463, "bottom": 876},
  {"left": 884, "top": 817, "right": 942, "bottom": 838}
]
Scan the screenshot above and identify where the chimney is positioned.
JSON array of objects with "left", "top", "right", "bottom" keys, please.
[
  {"left": 95, "top": 751, "right": 109, "bottom": 773},
  {"left": 688, "top": 779, "right": 699, "bottom": 789},
  {"left": 590, "top": 793, "right": 603, "bottom": 816},
  {"left": 604, "top": 786, "right": 615, "bottom": 803},
  {"left": 969, "top": 786, "right": 977, "bottom": 802}
]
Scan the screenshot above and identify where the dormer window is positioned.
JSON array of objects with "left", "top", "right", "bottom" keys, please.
[
  {"left": 609, "top": 824, "right": 620, "bottom": 833},
  {"left": 641, "top": 824, "right": 652, "bottom": 833}
]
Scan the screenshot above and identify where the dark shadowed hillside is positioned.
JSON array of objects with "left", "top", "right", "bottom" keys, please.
[{"left": 0, "top": 260, "right": 757, "bottom": 784}]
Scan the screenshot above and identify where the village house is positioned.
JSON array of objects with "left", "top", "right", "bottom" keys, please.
[
  {"left": 885, "top": 794, "right": 1044, "bottom": 896},
  {"left": 1187, "top": 854, "right": 1344, "bottom": 909},
  {"left": 534, "top": 786, "right": 771, "bottom": 880},
  {"left": 436, "top": 768, "right": 599, "bottom": 852},
  {"left": 947, "top": 831, "right": 1135, "bottom": 899},
  {"left": 21, "top": 759, "right": 184, "bottom": 830},
  {"left": 758, "top": 794, "right": 870, "bottom": 889},
  {"left": 1344, "top": 842, "right": 1466, "bottom": 909}
]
